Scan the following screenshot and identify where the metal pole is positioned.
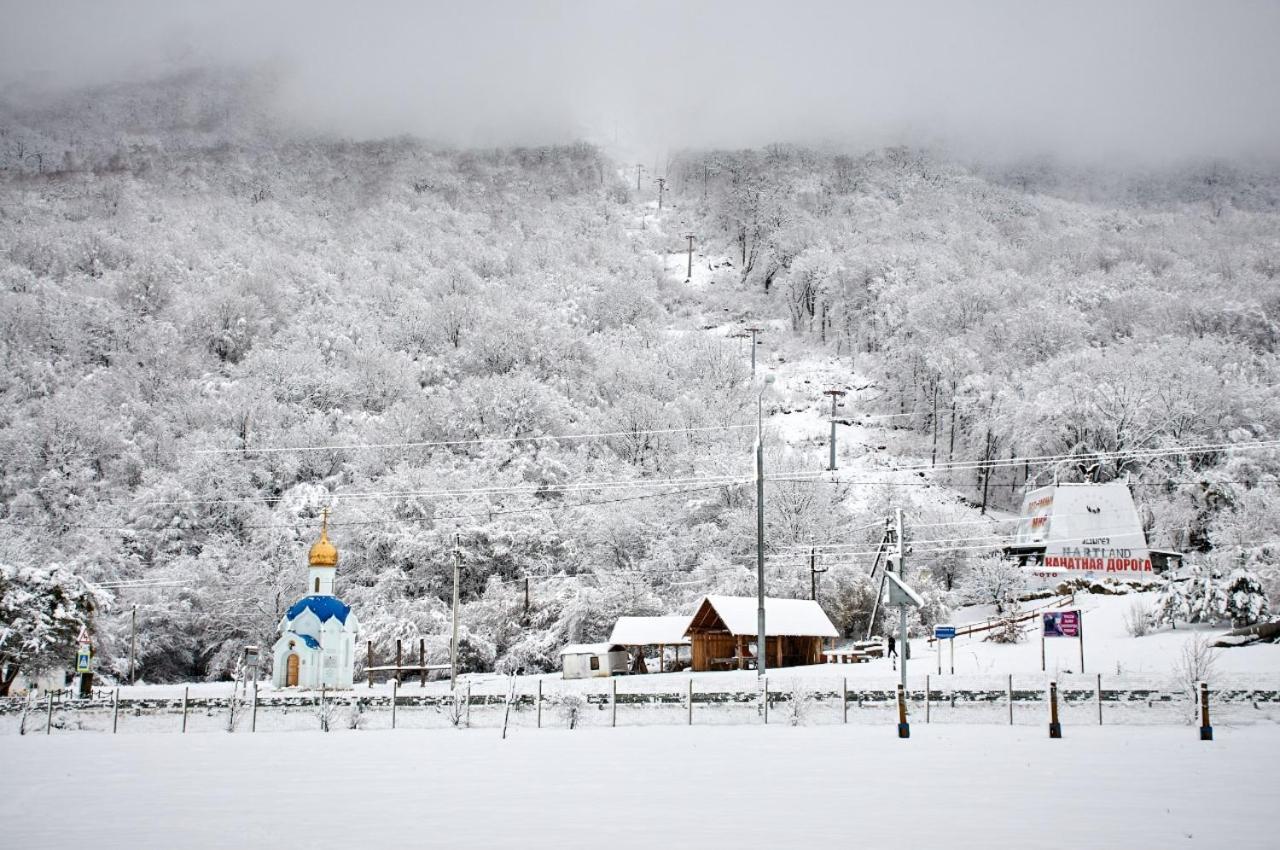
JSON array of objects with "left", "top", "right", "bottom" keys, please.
[
  {"left": 756, "top": 389, "right": 767, "bottom": 678},
  {"left": 896, "top": 508, "right": 907, "bottom": 692},
  {"left": 1096, "top": 673, "right": 1102, "bottom": 725},
  {"left": 611, "top": 678, "right": 617, "bottom": 728},
  {"left": 129, "top": 605, "right": 137, "bottom": 685},
  {"left": 251, "top": 680, "right": 258, "bottom": 732},
  {"left": 451, "top": 533, "right": 460, "bottom": 690},
  {"left": 45, "top": 692, "right": 53, "bottom": 735},
  {"left": 842, "top": 677, "right": 848, "bottom": 724},
  {"left": 1007, "top": 675, "right": 1013, "bottom": 725},
  {"left": 112, "top": 687, "right": 119, "bottom": 733},
  {"left": 537, "top": 679, "right": 543, "bottom": 729},
  {"left": 896, "top": 683, "right": 909, "bottom": 738},
  {"left": 391, "top": 679, "right": 398, "bottom": 729},
  {"left": 685, "top": 233, "right": 694, "bottom": 282},
  {"left": 687, "top": 678, "right": 693, "bottom": 725},
  {"left": 925, "top": 674, "right": 930, "bottom": 723},
  {"left": 950, "top": 637, "right": 955, "bottom": 675},
  {"left": 762, "top": 677, "right": 768, "bottom": 724}
]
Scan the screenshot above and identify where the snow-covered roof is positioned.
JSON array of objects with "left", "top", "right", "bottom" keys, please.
[
  {"left": 609, "top": 616, "right": 692, "bottom": 646},
  {"left": 286, "top": 595, "right": 351, "bottom": 624},
  {"left": 286, "top": 632, "right": 321, "bottom": 650},
  {"left": 559, "top": 643, "right": 625, "bottom": 656},
  {"left": 692, "top": 596, "right": 839, "bottom": 638}
]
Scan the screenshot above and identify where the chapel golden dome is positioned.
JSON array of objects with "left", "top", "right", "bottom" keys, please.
[{"left": 308, "top": 509, "right": 338, "bottom": 568}]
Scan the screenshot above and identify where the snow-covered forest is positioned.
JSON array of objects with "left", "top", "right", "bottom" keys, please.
[{"left": 2, "top": 70, "right": 1279, "bottom": 685}]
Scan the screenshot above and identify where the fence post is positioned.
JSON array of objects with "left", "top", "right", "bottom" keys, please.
[
  {"left": 251, "top": 680, "right": 258, "bottom": 733},
  {"left": 182, "top": 687, "right": 189, "bottom": 733},
  {"left": 611, "top": 678, "right": 617, "bottom": 728},
  {"left": 112, "top": 687, "right": 120, "bottom": 733},
  {"left": 537, "top": 679, "right": 542, "bottom": 729},
  {"left": 1199, "top": 682, "right": 1213, "bottom": 741},
  {"left": 465, "top": 683, "right": 471, "bottom": 728},
  {"left": 1007, "top": 674, "right": 1013, "bottom": 725},
  {"left": 1048, "top": 680, "right": 1062, "bottom": 738},
  {"left": 46, "top": 692, "right": 53, "bottom": 735},
  {"left": 896, "top": 682, "right": 909, "bottom": 738},
  {"left": 925, "top": 674, "right": 930, "bottom": 724},
  {"left": 762, "top": 677, "right": 768, "bottom": 725},
  {"left": 1096, "top": 673, "right": 1102, "bottom": 726},
  {"left": 687, "top": 678, "right": 694, "bottom": 726},
  {"left": 842, "top": 677, "right": 848, "bottom": 725},
  {"left": 391, "top": 679, "right": 398, "bottom": 730}
]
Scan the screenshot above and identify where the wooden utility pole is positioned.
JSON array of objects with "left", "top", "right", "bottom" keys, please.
[
  {"left": 129, "top": 605, "right": 137, "bottom": 684},
  {"left": 655, "top": 177, "right": 667, "bottom": 210},
  {"left": 742, "top": 326, "right": 763, "bottom": 376},
  {"left": 636, "top": 163, "right": 643, "bottom": 191},
  {"left": 684, "top": 233, "right": 695, "bottom": 282}
]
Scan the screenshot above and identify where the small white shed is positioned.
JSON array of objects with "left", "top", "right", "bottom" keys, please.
[{"left": 559, "top": 643, "right": 629, "bottom": 679}]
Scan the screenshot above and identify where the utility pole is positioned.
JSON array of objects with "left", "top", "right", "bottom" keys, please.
[
  {"left": 823, "top": 388, "right": 847, "bottom": 471},
  {"left": 451, "top": 534, "right": 461, "bottom": 690},
  {"left": 129, "top": 605, "right": 137, "bottom": 685},
  {"left": 684, "top": 233, "right": 695, "bottom": 282},
  {"left": 636, "top": 163, "right": 643, "bottom": 191},
  {"left": 756, "top": 373, "right": 774, "bottom": 677},
  {"left": 743, "top": 326, "right": 763, "bottom": 376},
  {"left": 523, "top": 577, "right": 530, "bottom": 613},
  {"left": 703, "top": 161, "right": 708, "bottom": 201},
  {"left": 655, "top": 177, "right": 667, "bottom": 211},
  {"left": 896, "top": 508, "right": 908, "bottom": 692},
  {"left": 809, "top": 547, "right": 827, "bottom": 601}
]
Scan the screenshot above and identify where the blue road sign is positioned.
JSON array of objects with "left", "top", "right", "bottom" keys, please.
[{"left": 934, "top": 625, "right": 957, "bottom": 640}]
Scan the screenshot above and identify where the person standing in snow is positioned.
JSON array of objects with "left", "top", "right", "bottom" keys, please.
[{"left": 886, "top": 634, "right": 897, "bottom": 666}]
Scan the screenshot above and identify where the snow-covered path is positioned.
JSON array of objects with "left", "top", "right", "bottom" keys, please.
[{"left": 3, "top": 725, "right": 1272, "bottom": 849}]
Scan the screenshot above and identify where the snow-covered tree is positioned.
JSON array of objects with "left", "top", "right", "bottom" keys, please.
[
  {"left": 0, "top": 563, "right": 103, "bottom": 696},
  {"left": 958, "top": 555, "right": 1026, "bottom": 615},
  {"left": 1223, "top": 568, "right": 1270, "bottom": 628},
  {"left": 1150, "top": 578, "right": 1190, "bottom": 630},
  {"left": 1186, "top": 564, "right": 1229, "bottom": 625}
]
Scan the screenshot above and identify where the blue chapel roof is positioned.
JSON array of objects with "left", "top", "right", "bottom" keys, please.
[
  {"left": 293, "top": 633, "right": 321, "bottom": 650},
  {"left": 286, "top": 595, "right": 352, "bottom": 624}
]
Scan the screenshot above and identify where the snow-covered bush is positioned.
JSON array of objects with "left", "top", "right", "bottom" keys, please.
[
  {"left": 558, "top": 692, "right": 586, "bottom": 730},
  {"left": 1123, "top": 597, "right": 1153, "bottom": 637},
  {"left": 959, "top": 556, "right": 1026, "bottom": 615},
  {"left": 1150, "top": 577, "right": 1190, "bottom": 630}
]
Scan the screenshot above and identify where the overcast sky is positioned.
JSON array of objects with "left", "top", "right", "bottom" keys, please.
[{"left": 3, "top": 0, "right": 1279, "bottom": 162}]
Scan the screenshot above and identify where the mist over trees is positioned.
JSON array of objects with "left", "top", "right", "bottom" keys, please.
[{"left": 2, "top": 71, "right": 1278, "bottom": 682}]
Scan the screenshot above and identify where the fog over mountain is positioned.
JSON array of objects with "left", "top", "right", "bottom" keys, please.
[{"left": 4, "top": 0, "right": 1280, "bottom": 161}]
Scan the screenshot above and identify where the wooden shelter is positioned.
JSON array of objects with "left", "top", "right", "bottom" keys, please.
[
  {"left": 685, "top": 596, "right": 839, "bottom": 672},
  {"left": 608, "top": 615, "right": 692, "bottom": 673}
]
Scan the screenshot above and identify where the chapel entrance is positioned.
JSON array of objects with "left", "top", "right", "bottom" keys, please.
[{"left": 286, "top": 653, "right": 300, "bottom": 687}]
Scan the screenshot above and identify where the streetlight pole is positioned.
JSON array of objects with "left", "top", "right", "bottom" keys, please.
[
  {"left": 756, "top": 373, "right": 775, "bottom": 677},
  {"left": 823, "top": 388, "right": 847, "bottom": 471}
]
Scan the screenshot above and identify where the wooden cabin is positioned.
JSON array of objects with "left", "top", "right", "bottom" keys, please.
[
  {"left": 685, "top": 596, "right": 839, "bottom": 672},
  {"left": 608, "top": 615, "right": 692, "bottom": 673}
]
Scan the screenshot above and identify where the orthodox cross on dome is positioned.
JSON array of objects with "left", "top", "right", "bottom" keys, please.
[{"left": 308, "top": 507, "right": 339, "bottom": 571}]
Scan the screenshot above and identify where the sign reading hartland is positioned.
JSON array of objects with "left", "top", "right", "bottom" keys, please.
[{"left": 1012, "top": 483, "right": 1153, "bottom": 581}]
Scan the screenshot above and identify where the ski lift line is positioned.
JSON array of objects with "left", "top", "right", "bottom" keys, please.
[
  {"left": 191, "top": 422, "right": 758, "bottom": 456},
  {"left": 772, "top": 437, "right": 1280, "bottom": 481},
  {"left": 785, "top": 516, "right": 1167, "bottom": 551}
]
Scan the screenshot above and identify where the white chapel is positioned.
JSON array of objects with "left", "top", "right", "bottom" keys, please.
[{"left": 272, "top": 512, "right": 360, "bottom": 689}]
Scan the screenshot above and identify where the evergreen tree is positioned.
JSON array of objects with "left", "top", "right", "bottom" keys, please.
[
  {"left": 1223, "top": 568, "right": 1271, "bottom": 628},
  {"left": 1150, "top": 577, "right": 1190, "bottom": 630},
  {"left": 1186, "top": 564, "right": 1228, "bottom": 625}
]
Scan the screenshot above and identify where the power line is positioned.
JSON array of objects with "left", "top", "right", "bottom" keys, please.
[{"left": 192, "top": 422, "right": 756, "bottom": 456}]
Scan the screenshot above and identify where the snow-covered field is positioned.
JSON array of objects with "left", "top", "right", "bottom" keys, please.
[{"left": 3, "top": 724, "right": 1274, "bottom": 849}]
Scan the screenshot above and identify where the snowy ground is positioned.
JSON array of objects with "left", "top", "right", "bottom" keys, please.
[{"left": 4, "top": 725, "right": 1274, "bottom": 849}]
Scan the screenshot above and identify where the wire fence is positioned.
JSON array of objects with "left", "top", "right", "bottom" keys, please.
[{"left": 4, "top": 672, "right": 1278, "bottom": 735}]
